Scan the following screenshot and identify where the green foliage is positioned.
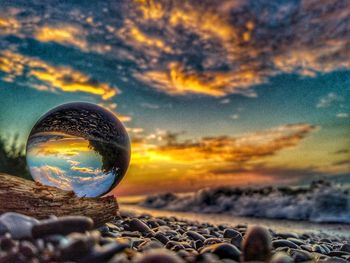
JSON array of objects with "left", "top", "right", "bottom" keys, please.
[{"left": 0, "top": 134, "right": 32, "bottom": 180}]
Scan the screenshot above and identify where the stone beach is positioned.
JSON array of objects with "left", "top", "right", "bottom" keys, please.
[{"left": 0, "top": 211, "right": 349, "bottom": 263}]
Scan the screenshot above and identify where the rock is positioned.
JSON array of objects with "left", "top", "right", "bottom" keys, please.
[
  {"left": 195, "top": 240, "right": 204, "bottom": 250},
  {"left": 340, "top": 243, "right": 350, "bottom": 253},
  {"left": 0, "top": 222, "right": 9, "bottom": 236},
  {"left": 18, "top": 241, "right": 38, "bottom": 258},
  {"left": 230, "top": 233, "right": 243, "bottom": 249},
  {"left": 200, "top": 243, "right": 241, "bottom": 261},
  {"left": 32, "top": 216, "right": 93, "bottom": 238},
  {"left": 203, "top": 238, "right": 222, "bottom": 245},
  {"left": 154, "top": 232, "right": 169, "bottom": 245},
  {"left": 223, "top": 229, "right": 241, "bottom": 239},
  {"left": 272, "top": 239, "right": 299, "bottom": 249},
  {"left": 327, "top": 251, "right": 350, "bottom": 257},
  {"left": 0, "top": 234, "right": 17, "bottom": 251},
  {"left": 129, "top": 219, "right": 152, "bottom": 235},
  {"left": 59, "top": 235, "right": 96, "bottom": 261},
  {"left": 318, "top": 257, "right": 349, "bottom": 263},
  {"left": 276, "top": 232, "right": 299, "bottom": 239},
  {"left": 165, "top": 241, "right": 185, "bottom": 251},
  {"left": 0, "top": 212, "right": 39, "bottom": 239},
  {"left": 287, "top": 238, "right": 305, "bottom": 246},
  {"left": 79, "top": 242, "right": 129, "bottom": 263},
  {"left": 270, "top": 252, "right": 294, "bottom": 263},
  {"left": 300, "top": 244, "right": 313, "bottom": 252},
  {"left": 289, "top": 248, "right": 314, "bottom": 262},
  {"left": 138, "top": 240, "right": 164, "bottom": 251},
  {"left": 312, "top": 244, "right": 327, "bottom": 254},
  {"left": 186, "top": 231, "right": 205, "bottom": 242},
  {"left": 241, "top": 226, "right": 272, "bottom": 262},
  {"left": 134, "top": 248, "right": 184, "bottom": 263},
  {"left": 121, "top": 231, "right": 141, "bottom": 237}
]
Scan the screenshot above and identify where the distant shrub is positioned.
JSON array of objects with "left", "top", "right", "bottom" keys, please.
[{"left": 0, "top": 134, "right": 32, "bottom": 180}]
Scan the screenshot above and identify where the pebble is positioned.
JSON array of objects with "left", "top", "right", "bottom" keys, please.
[
  {"left": 79, "top": 242, "right": 129, "bottom": 263},
  {"left": 272, "top": 239, "right": 299, "bottom": 249},
  {"left": 223, "top": 229, "right": 241, "bottom": 239},
  {"left": 154, "top": 232, "right": 170, "bottom": 245},
  {"left": 32, "top": 216, "right": 93, "bottom": 238},
  {"left": 0, "top": 212, "right": 39, "bottom": 239},
  {"left": 288, "top": 249, "right": 313, "bottom": 262},
  {"left": 201, "top": 243, "right": 241, "bottom": 261},
  {"left": 0, "top": 212, "right": 348, "bottom": 263},
  {"left": 241, "top": 225, "right": 272, "bottom": 262},
  {"left": 340, "top": 243, "right": 350, "bottom": 253},
  {"left": 186, "top": 231, "right": 206, "bottom": 242},
  {"left": 270, "top": 252, "right": 294, "bottom": 263},
  {"left": 128, "top": 218, "right": 152, "bottom": 235}
]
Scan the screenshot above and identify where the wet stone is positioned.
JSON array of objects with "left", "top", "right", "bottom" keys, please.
[
  {"left": 340, "top": 243, "right": 350, "bottom": 253},
  {"left": 128, "top": 219, "right": 152, "bottom": 235},
  {"left": 0, "top": 212, "right": 39, "bottom": 239},
  {"left": 270, "top": 252, "right": 294, "bottom": 263},
  {"left": 241, "top": 226, "right": 272, "bottom": 262},
  {"left": 289, "top": 248, "right": 314, "bottom": 262},
  {"left": 154, "top": 232, "right": 170, "bottom": 245},
  {"left": 223, "top": 229, "right": 241, "bottom": 239},
  {"left": 200, "top": 243, "right": 241, "bottom": 261},
  {"left": 79, "top": 242, "right": 129, "bottom": 263},
  {"left": 32, "top": 216, "right": 93, "bottom": 238},
  {"left": 272, "top": 239, "right": 299, "bottom": 249},
  {"left": 186, "top": 231, "right": 205, "bottom": 242}
]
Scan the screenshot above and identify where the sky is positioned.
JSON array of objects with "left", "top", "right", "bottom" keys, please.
[{"left": 0, "top": 0, "right": 349, "bottom": 196}]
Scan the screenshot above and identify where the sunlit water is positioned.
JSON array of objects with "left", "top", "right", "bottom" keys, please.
[{"left": 26, "top": 102, "right": 130, "bottom": 197}]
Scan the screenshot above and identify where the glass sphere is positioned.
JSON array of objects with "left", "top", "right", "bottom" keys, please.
[{"left": 26, "top": 102, "right": 131, "bottom": 197}]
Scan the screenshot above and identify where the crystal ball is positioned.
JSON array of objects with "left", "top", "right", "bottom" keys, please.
[{"left": 26, "top": 102, "right": 131, "bottom": 197}]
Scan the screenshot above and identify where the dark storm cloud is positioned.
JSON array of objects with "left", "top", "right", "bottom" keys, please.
[{"left": 1, "top": 0, "right": 350, "bottom": 97}]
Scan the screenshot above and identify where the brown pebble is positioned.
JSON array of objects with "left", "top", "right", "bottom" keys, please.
[{"left": 241, "top": 225, "right": 272, "bottom": 262}]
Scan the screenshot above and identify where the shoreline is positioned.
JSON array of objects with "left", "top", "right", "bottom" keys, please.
[{"left": 121, "top": 204, "right": 350, "bottom": 240}]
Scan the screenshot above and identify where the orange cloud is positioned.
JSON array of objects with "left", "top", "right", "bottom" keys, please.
[
  {"left": 35, "top": 25, "right": 88, "bottom": 50},
  {"left": 0, "top": 51, "right": 118, "bottom": 100},
  {"left": 116, "top": 123, "right": 318, "bottom": 195},
  {"left": 27, "top": 133, "right": 91, "bottom": 157},
  {"left": 135, "top": 62, "right": 260, "bottom": 97},
  {"left": 119, "top": 20, "right": 173, "bottom": 54}
]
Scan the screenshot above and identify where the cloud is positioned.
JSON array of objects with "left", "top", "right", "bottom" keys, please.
[
  {"left": 30, "top": 164, "right": 115, "bottom": 197},
  {"left": 134, "top": 62, "right": 259, "bottom": 97},
  {"left": 27, "top": 133, "right": 91, "bottom": 157},
  {"left": 130, "top": 123, "right": 317, "bottom": 170},
  {"left": 35, "top": 25, "right": 88, "bottom": 51},
  {"left": 2, "top": 1, "right": 349, "bottom": 97},
  {"left": 30, "top": 165, "right": 72, "bottom": 191},
  {"left": 126, "top": 0, "right": 350, "bottom": 97},
  {"left": 71, "top": 166, "right": 98, "bottom": 174},
  {"left": 116, "top": 123, "right": 320, "bottom": 195},
  {"left": 336, "top": 112, "right": 349, "bottom": 118},
  {"left": 0, "top": 51, "right": 118, "bottom": 100},
  {"left": 316, "top": 93, "right": 343, "bottom": 108},
  {"left": 230, "top": 114, "right": 239, "bottom": 120}
]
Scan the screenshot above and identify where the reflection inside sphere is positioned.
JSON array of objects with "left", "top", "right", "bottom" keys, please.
[{"left": 26, "top": 102, "right": 130, "bottom": 197}]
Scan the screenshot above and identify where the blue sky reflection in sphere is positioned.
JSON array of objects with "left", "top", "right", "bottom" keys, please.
[{"left": 26, "top": 102, "right": 131, "bottom": 197}]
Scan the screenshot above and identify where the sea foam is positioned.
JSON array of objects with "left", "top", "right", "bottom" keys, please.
[{"left": 140, "top": 181, "right": 350, "bottom": 223}]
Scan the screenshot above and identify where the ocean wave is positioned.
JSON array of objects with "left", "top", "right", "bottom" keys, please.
[{"left": 140, "top": 181, "right": 350, "bottom": 223}]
